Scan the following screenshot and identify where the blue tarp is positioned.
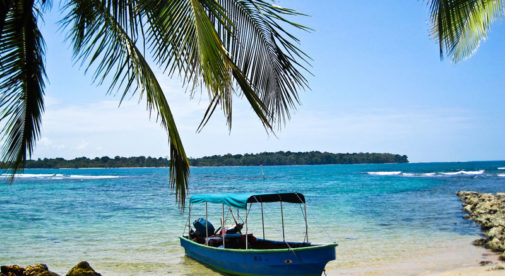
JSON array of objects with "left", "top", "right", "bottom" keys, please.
[{"left": 189, "top": 193, "right": 305, "bottom": 209}]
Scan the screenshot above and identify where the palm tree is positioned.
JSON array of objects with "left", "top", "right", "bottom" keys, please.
[
  {"left": 0, "top": 0, "right": 310, "bottom": 206},
  {"left": 429, "top": 0, "right": 502, "bottom": 62}
]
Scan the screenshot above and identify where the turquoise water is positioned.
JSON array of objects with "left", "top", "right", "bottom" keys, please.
[{"left": 2, "top": 162, "right": 505, "bottom": 275}]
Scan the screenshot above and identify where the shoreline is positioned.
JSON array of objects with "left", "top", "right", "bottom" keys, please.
[
  {"left": 3, "top": 239, "right": 502, "bottom": 276},
  {"left": 326, "top": 237, "right": 502, "bottom": 276},
  {"left": 326, "top": 191, "right": 505, "bottom": 276}
]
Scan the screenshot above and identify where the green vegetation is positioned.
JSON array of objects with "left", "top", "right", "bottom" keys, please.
[
  {"left": 25, "top": 156, "right": 170, "bottom": 168},
  {"left": 23, "top": 152, "right": 407, "bottom": 168},
  {"left": 429, "top": 0, "right": 501, "bottom": 62},
  {"left": 189, "top": 152, "right": 408, "bottom": 166}
]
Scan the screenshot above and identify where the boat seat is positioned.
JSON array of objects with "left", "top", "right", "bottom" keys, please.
[
  {"left": 223, "top": 233, "right": 240, "bottom": 238},
  {"left": 205, "top": 237, "right": 222, "bottom": 247}
]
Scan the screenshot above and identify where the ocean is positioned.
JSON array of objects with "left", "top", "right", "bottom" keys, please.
[{"left": 1, "top": 161, "right": 505, "bottom": 275}]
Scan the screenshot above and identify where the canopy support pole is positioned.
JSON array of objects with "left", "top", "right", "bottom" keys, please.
[
  {"left": 261, "top": 202, "right": 265, "bottom": 240},
  {"left": 205, "top": 202, "right": 208, "bottom": 245},
  {"left": 304, "top": 203, "right": 309, "bottom": 243},
  {"left": 245, "top": 204, "right": 249, "bottom": 249},
  {"left": 280, "top": 201, "right": 285, "bottom": 242},
  {"left": 222, "top": 204, "right": 225, "bottom": 248},
  {"left": 229, "top": 207, "right": 237, "bottom": 224},
  {"left": 187, "top": 203, "right": 192, "bottom": 237}
]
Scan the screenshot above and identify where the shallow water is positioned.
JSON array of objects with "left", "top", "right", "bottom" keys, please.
[{"left": 1, "top": 161, "right": 505, "bottom": 275}]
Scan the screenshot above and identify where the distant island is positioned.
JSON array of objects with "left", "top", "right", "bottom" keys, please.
[
  {"left": 23, "top": 151, "right": 408, "bottom": 168},
  {"left": 190, "top": 152, "right": 408, "bottom": 166}
]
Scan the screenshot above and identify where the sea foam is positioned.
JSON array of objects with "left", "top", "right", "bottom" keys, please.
[
  {"left": 69, "top": 175, "right": 120, "bottom": 179},
  {"left": 401, "top": 172, "right": 437, "bottom": 177},
  {"left": 0, "top": 173, "right": 120, "bottom": 180},
  {"left": 441, "top": 170, "right": 484, "bottom": 176},
  {"left": 0, "top": 173, "right": 56, "bottom": 178},
  {"left": 367, "top": 170, "right": 486, "bottom": 177},
  {"left": 367, "top": 171, "right": 402, "bottom": 176},
  {"left": 421, "top": 172, "right": 436, "bottom": 176}
]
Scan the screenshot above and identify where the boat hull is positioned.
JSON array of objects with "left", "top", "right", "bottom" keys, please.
[{"left": 180, "top": 237, "right": 337, "bottom": 276}]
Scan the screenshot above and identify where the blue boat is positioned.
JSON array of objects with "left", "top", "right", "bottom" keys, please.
[{"left": 180, "top": 193, "right": 338, "bottom": 275}]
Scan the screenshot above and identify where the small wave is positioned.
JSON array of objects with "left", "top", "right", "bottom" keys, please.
[
  {"left": 441, "top": 170, "right": 484, "bottom": 176},
  {"left": 0, "top": 173, "right": 120, "bottom": 180},
  {"left": 440, "top": 172, "right": 460, "bottom": 176},
  {"left": 367, "top": 171, "right": 402, "bottom": 176},
  {"left": 68, "top": 175, "right": 120, "bottom": 179},
  {"left": 421, "top": 172, "right": 436, "bottom": 176},
  {"left": 498, "top": 167, "right": 505, "bottom": 170},
  {"left": 0, "top": 173, "right": 56, "bottom": 178},
  {"left": 498, "top": 174, "right": 505, "bottom": 177},
  {"left": 401, "top": 172, "right": 437, "bottom": 177}
]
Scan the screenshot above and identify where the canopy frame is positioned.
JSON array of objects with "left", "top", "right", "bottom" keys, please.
[
  {"left": 189, "top": 193, "right": 305, "bottom": 209},
  {"left": 186, "top": 192, "right": 308, "bottom": 249}
]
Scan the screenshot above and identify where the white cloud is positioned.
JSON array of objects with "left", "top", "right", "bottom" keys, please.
[
  {"left": 33, "top": 80, "right": 212, "bottom": 159},
  {"left": 39, "top": 137, "right": 52, "bottom": 146},
  {"left": 76, "top": 141, "right": 89, "bottom": 150}
]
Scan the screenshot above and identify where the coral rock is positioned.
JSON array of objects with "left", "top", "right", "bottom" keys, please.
[
  {"left": 473, "top": 238, "right": 487, "bottom": 246},
  {"left": 458, "top": 191, "right": 505, "bottom": 260},
  {"left": 491, "top": 265, "right": 505, "bottom": 270},
  {"left": 1, "top": 265, "right": 25, "bottom": 276},
  {"left": 25, "top": 264, "right": 59, "bottom": 276},
  {"left": 66, "top": 261, "right": 101, "bottom": 276}
]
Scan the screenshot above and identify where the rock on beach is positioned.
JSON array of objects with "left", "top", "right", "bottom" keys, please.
[
  {"left": 457, "top": 191, "right": 505, "bottom": 259},
  {"left": 0, "top": 262, "right": 100, "bottom": 276},
  {"left": 66, "top": 261, "right": 101, "bottom": 276},
  {"left": 1, "top": 264, "right": 58, "bottom": 276}
]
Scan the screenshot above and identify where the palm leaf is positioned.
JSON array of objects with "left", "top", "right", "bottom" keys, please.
[
  {"left": 0, "top": 0, "right": 46, "bottom": 178},
  {"left": 0, "top": 0, "right": 13, "bottom": 41},
  {"left": 144, "top": 0, "right": 310, "bottom": 130},
  {"left": 430, "top": 0, "right": 503, "bottom": 62},
  {"left": 61, "top": 0, "right": 190, "bottom": 206},
  {"left": 219, "top": 0, "right": 311, "bottom": 126}
]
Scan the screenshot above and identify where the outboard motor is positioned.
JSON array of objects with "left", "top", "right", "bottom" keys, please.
[{"left": 193, "top": 218, "right": 215, "bottom": 237}]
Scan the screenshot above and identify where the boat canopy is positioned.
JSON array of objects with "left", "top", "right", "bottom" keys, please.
[{"left": 189, "top": 193, "right": 305, "bottom": 209}]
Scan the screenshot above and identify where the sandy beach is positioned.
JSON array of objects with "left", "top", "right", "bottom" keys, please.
[{"left": 326, "top": 238, "right": 504, "bottom": 276}]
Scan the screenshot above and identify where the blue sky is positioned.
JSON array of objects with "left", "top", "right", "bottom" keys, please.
[{"left": 32, "top": 1, "right": 505, "bottom": 162}]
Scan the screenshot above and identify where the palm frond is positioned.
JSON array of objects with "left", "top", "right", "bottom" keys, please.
[
  {"left": 0, "top": 0, "right": 46, "bottom": 178},
  {"left": 144, "top": 0, "right": 236, "bottom": 131},
  {"left": 61, "top": 0, "right": 190, "bottom": 206},
  {"left": 144, "top": 0, "right": 310, "bottom": 130},
  {"left": 430, "top": 0, "right": 503, "bottom": 62},
  {"left": 219, "top": 0, "right": 311, "bottom": 126},
  {"left": 0, "top": 0, "right": 13, "bottom": 41}
]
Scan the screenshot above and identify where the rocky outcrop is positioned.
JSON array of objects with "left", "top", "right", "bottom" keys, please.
[
  {"left": 24, "top": 264, "right": 59, "bottom": 276},
  {"left": 0, "top": 262, "right": 99, "bottom": 276},
  {"left": 457, "top": 191, "right": 505, "bottom": 259},
  {"left": 0, "top": 264, "right": 58, "bottom": 276},
  {"left": 1, "top": 265, "right": 25, "bottom": 276},
  {"left": 66, "top": 262, "right": 100, "bottom": 276}
]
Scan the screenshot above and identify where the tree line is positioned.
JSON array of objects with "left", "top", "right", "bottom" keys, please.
[
  {"left": 21, "top": 151, "right": 408, "bottom": 168},
  {"left": 189, "top": 151, "right": 408, "bottom": 166}
]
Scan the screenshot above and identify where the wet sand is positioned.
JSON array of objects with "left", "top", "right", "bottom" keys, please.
[{"left": 326, "top": 238, "right": 503, "bottom": 276}]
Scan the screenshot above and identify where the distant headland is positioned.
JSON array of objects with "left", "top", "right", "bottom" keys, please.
[{"left": 23, "top": 151, "right": 408, "bottom": 168}]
